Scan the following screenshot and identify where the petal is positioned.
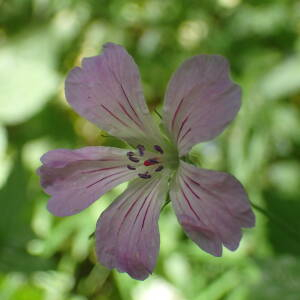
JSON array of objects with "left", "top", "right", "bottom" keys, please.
[
  {"left": 38, "top": 147, "right": 136, "bottom": 217},
  {"left": 170, "top": 161, "right": 255, "bottom": 256},
  {"left": 163, "top": 55, "right": 241, "bottom": 156},
  {"left": 65, "top": 43, "right": 161, "bottom": 147},
  {"left": 96, "top": 175, "right": 169, "bottom": 280}
]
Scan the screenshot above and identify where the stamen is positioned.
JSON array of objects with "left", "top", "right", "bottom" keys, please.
[
  {"left": 137, "top": 144, "right": 145, "bottom": 156},
  {"left": 155, "top": 166, "right": 164, "bottom": 172},
  {"left": 144, "top": 158, "right": 159, "bottom": 166},
  {"left": 138, "top": 172, "right": 151, "bottom": 179},
  {"left": 128, "top": 156, "right": 140, "bottom": 163},
  {"left": 127, "top": 165, "right": 136, "bottom": 170},
  {"left": 126, "top": 151, "right": 135, "bottom": 156},
  {"left": 154, "top": 145, "right": 164, "bottom": 154}
]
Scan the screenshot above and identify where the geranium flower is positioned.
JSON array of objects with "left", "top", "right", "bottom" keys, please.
[{"left": 38, "top": 43, "right": 255, "bottom": 280}]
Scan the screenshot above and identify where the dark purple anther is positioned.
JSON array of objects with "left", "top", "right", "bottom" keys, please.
[
  {"left": 127, "top": 165, "right": 136, "bottom": 170},
  {"left": 155, "top": 165, "right": 164, "bottom": 172},
  {"left": 128, "top": 156, "right": 140, "bottom": 163},
  {"left": 136, "top": 144, "right": 145, "bottom": 156},
  {"left": 138, "top": 172, "right": 151, "bottom": 179},
  {"left": 126, "top": 151, "right": 135, "bottom": 156},
  {"left": 154, "top": 145, "right": 164, "bottom": 154}
]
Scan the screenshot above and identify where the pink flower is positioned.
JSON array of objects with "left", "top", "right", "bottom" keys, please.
[{"left": 38, "top": 43, "right": 255, "bottom": 280}]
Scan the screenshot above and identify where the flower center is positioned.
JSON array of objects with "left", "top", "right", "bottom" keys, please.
[{"left": 126, "top": 144, "right": 166, "bottom": 179}]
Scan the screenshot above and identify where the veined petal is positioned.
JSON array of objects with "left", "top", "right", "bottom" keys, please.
[
  {"left": 170, "top": 161, "right": 255, "bottom": 256},
  {"left": 96, "top": 175, "right": 169, "bottom": 280},
  {"left": 38, "top": 147, "right": 136, "bottom": 217},
  {"left": 65, "top": 43, "right": 161, "bottom": 147},
  {"left": 163, "top": 55, "right": 241, "bottom": 156}
]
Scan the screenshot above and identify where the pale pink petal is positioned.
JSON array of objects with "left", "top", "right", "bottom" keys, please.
[
  {"left": 65, "top": 43, "right": 161, "bottom": 147},
  {"left": 38, "top": 147, "right": 136, "bottom": 217},
  {"left": 170, "top": 161, "right": 255, "bottom": 256},
  {"left": 163, "top": 55, "right": 241, "bottom": 156},
  {"left": 96, "top": 175, "right": 168, "bottom": 280}
]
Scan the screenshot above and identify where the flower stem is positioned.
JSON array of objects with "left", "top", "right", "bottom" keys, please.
[
  {"left": 154, "top": 109, "right": 162, "bottom": 119},
  {"left": 250, "top": 201, "right": 300, "bottom": 244}
]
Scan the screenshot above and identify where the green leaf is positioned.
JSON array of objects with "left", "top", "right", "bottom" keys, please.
[{"left": 0, "top": 28, "right": 61, "bottom": 125}]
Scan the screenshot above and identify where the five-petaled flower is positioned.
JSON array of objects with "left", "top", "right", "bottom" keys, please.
[{"left": 38, "top": 43, "right": 255, "bottom": 280}]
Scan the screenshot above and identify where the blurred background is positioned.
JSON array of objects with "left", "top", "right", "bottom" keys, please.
[{"left": 1, "top": 0, "right": 300, "bottom": 299}]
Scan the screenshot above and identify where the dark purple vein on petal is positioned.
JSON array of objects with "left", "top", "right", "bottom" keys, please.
[
  {"left": 180, "top": 187, "right": 201, "bottom": 222},
  {"left": 171, "top": 97, "right": 185, "bottom": 130},
  {"left": 101, "top": 104, "right": 130, "bottom": 127},
  {"left": 133, "top": 190, "right": 152, "bottom": 227},
  {"left": 181, "top": 177, "right": 219, "bottom": 234},
  {"left": 182, "top": 178, "right": 203, "bottom": 202},
  {"left": 106, "top": 64, "right": 144, "bottom": 126},
  {"left": 178, "top": 128, "right": 191, "bottom": 144},
  {"left": 135, "top": 179, "right": 161, "bottom": 229},
  {"left": 185, "top": 175, "right": 237, "bottom": 220},
  {"left": 119, "top": 83, "right": 143, "bottom": 125},
  {"left": 141, "top": 199, "right": 153, "bottom": 231},
  {"left": 185, "top": 174, "right": 227, "bottom": 201},
  {"left": 116, "top": 189, "right": 147, "bottom": 238},
  {"left": 85, "top": 169, "right": 128, "bottom": 189},
  {"left": 176, "top": 114, "right": 190, "bottom": 142},
  {"left": 81, "top": 166, "right": 124, "bottom": 174},
  {"left": 123, "top": 179, "right": 157, "bottom": 224},
  {"left": 116, "top": 179, "right": 154, "bottom": 215},
  {"left": 141, "top": 180, "right": 160, "bottom": 231},
  {"left": 116, "top": 178, "right": 157, "bottom": 236},
  {"left": 118, "top": 102, "right": 144, "bottom": 130},
  {"left": 96, "top": 159, "right": 122, "bottom": 162}
]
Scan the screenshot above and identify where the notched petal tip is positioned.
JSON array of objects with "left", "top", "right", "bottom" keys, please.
[
  {"left": 163, "top": 53, "right": 242, "bottom": 155},
  {"left": 179, "top": 214, "right": 223, "bottom": 257},
  {"left": 115, "top": 257, "right": 153, "bottom": 281},
  {"left": 170, "top": 161, "right": 255, "bottom": 257},
  {"left": 96, "top": 177, "right": 169, "bottom": 280},
  {"left": 37, "top": 147, "right": 135, "bottom": 217},
  {"left": 64, "top": 42, "right": 161, "bottom": 146}
]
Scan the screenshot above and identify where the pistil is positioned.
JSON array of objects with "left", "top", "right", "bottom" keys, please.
[{"left": 143, "top": 158, "right": 160, "bottom": 166}]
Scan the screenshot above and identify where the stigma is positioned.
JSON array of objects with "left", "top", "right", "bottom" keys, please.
[{"left": 143, "top": 158, "right": 159, "bottom": 166}]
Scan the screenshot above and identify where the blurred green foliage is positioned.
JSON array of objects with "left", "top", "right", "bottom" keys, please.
[{"left": 1, "top": 0, "right": 300, "bottom": 299}]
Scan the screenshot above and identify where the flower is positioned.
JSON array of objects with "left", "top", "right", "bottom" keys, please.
[{"left": 38, "top": 43, "right": 255, "bottom": 280}]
